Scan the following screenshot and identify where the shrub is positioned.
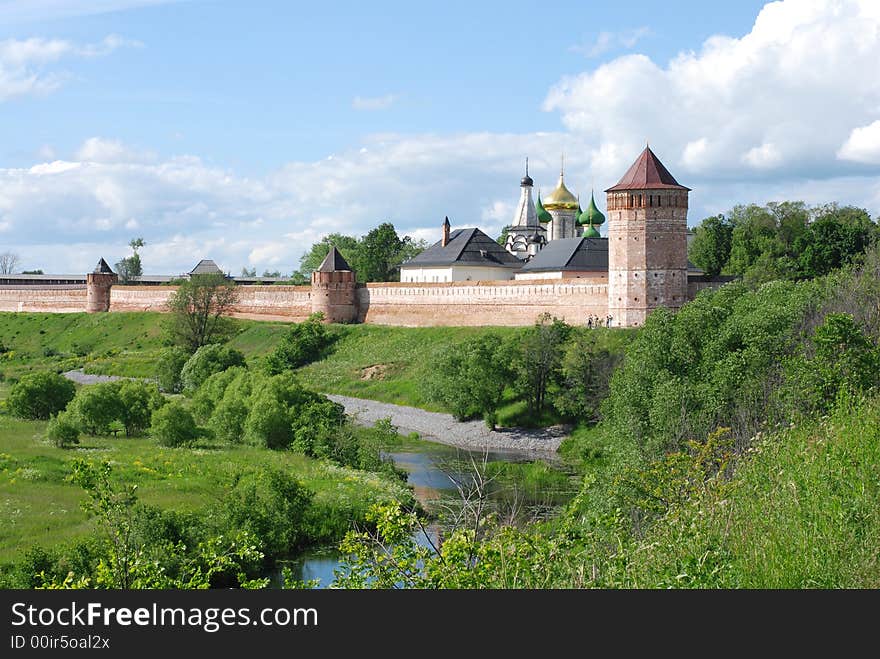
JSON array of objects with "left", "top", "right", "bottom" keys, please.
[
  {"left": 47, "top": 412, "right": 80, "bottom": 448},
  {"left": 264, "top": 313, "right": 331, "bottom": 374},
  {"left": 151, "top": 402, "right": 200, "bottom": 447},
  {"left": 117, "top": 380, "right": 165, "bottom": 437},
  {"left": 155, "top": 346, "right": 189, "bottom": 393},
  {"left": 7, "top": 371, "right": 76, "bottom": 420},
  {"left": 68, "top": 382, "right": 123, "bottom": 435},
  {"left": 180, "top": 344, "right": 246, "bottom": 393}
]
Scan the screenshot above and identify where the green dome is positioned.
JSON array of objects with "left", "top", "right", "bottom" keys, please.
[
  {"left": 583, "top": 225, "right": 601, "bottom": 238},
  {"left": 536, "top": 193, "right": 552, "bottom": 224},
  {"left": 578, "top": 191, "right": 606, "bottom": 226}
]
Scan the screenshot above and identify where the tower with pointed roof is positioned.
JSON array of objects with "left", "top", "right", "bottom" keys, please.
[
  {"left": 543, "top": 157, "right": 580, "bottom": 241},
  {"left": 505, "top": 159, "right": 547, "bottom": 259},
  {"left": 605, "top": 146, "right": 690, "bottom": 327},
  {"left": 86, "top": 257, "right": 118, "bottom": 313},
  {"left": 310, "top": 245, "right": 358, "bottom": 323}
]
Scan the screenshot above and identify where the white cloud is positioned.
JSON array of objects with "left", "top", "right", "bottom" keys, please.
[
  {"left": 838, "top": 120, "right": 880, "bottom": 164},
  {"left": 0, "top": 35, "right": 139, "bottom": 101},
  {"left": 352, "top": 94, "right": 397, "bottom": 111},
  {"left": 76, "top": 137, "right": 153, "bottom": 163},
  {"left": 571, "top": 27, "right": 651, "bottom": 58},
  {"left": 546, "top": 0, "right": 880, "bottom": 180}
]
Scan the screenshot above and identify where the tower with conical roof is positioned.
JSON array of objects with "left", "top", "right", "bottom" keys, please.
[
  {"left": 505, "top": 159, "right": 547, "bottom": 259},
  {"left": 310, "top": 245, "right": 358, "bottom": 323},
  {"left": 543, "top": 157, "right": 580, "bottom": 241},
  {"left": 605, "top": 146, "right": 690, "bottom": 327},
  {"left": 86, "top": 257, "right": 118, "bottom": 313}
]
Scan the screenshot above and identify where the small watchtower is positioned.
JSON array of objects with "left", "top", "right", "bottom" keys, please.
[
  {"left": 86, "top": 258, "right": 118, "bottom": 313},
  {"left": 310, "top": 246, "right": 358, "bottom": 323}
]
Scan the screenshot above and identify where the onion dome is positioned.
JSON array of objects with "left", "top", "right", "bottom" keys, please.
[
  {"left": 578, "top": 191, "right": 606, "bottom": 226},
  {"left": 543, "top": 173, "right": 579, "bottom": 211},
  {"left": 536, "top": 193, "right": 552, "bottom": 223},
  {"left": 583, "top": 225, "right": 601, "bottom": 239}
]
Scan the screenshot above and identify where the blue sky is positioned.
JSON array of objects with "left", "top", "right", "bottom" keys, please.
[{"left": 2, "top": 0, "right": 880, "bottom": 274}]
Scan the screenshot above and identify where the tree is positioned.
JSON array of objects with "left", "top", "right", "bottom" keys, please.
[
  {"left": 264, "top": 313, "right": 331, "bottom": 374},
  {"left": 689, "top": 215, "right": 733, "bottom": 277},
  {"left": 7, "top": 371, "right": 76, "bottom": 420},
  {"left": 155, "top": 346, "right": 190, "bottom": 393},
  {"left": 293, "top": 234, "right": 359, "bottom": 282},
  {"left": 0, "top": 251, "right": 20, "bottom": 274},
  {"left": 179, "top": 343, "right": 246, "bottom": 392},
  {"left": 151, "top": 402, "right": 200, "bottom": 447},
  {"left": 47, "top": 411, "right": 81, "bottom": 448},
  {"left": 496, "top": 226, "right": 511, "bottom": 247},
  {"left": 240, "top": 267, "right": 257, "bottom": 277},
  {"left": 356, "top": 222, "right": 406, "bottom": 282},
  {"left": 115, "top": 238, "right": 145, "bottom": 284},
  {"left": 796, "top": 205, "right": 878, "bottom": 278},
  {"left": 21, "top": 269, "right": 43, "bottom": 275},
  {"left": 165, "top": 273, "right": 239, "bottom": 352},
  {"left": 68, "top": 383, "right": 123, "bottom": 435},
  {"left": 425, "top": 334, "right": 511, "bottom": 427},
  {"left": 117, "top": 381, "right": 164, "bottom": 437},
  {"left": 509, "top": 314, "right": 570, "bottom": 417},
  {"left": 554, "top": 332, "right": 621, "bottom": 422}
]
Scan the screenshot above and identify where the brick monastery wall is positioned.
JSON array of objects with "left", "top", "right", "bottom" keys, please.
[
  {"left": 108, "top": 285, "right": 313, "bottom": 322},
  {"left": 358, "top": 278, "right": 609, "bottom": 327},
  {"left": 0, "top": 286, "right": 87, "bottom": 313},
  {"left": 2, "top": 278, "right": 734, "bottom": 327}
]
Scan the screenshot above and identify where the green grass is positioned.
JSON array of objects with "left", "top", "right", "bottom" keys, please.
[
  {"left": 0, "top": 413, "right": 410, "bottom": 564},
  {"left": 296, "top": 325, "right": 522, "bottom": 409}
]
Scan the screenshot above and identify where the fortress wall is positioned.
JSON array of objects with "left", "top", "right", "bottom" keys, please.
[
  {"left": 358, "top": 278, "right": 609, "bottom": 327},
  {"left": 110, "top": 286, "right": 175, "bottom": 312},
  {"left": 687, "top": 276, "right": 736, "bottom": 300},
  {"left": 109, "top": 285, "right": 313, "bottom": 321},
  {"left": 0, "top": 286, "right": 87, "bottom": 313}
]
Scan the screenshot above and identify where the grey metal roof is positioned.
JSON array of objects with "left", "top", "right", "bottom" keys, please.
[
  {"left": 189, "top": 259, "right": 224, "bottom": 275},
  {"left": 93, "top": 258, "right": 114, "bottom": 274},
  {"left": 317, "top": 246, "right": 352, "bottom": 272},
  {"left": 403, "top": 228, "right": 522, "bottom": 268},
  {"left": 519, "top": 237, "right": 609, "bottom": 272}
]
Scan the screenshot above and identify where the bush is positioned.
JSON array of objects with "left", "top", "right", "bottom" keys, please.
[
  {"left": 155, "top": 346, "right": 189, "bottom": 394},
  {"left": 180, "top": 344, "right": 246, "bottom": 393},
  {"left": 151, "top": 402, "right": 200, "bottom": 447},
  {"left": 264, "top": 313, "right": 331, "bottom": 374},
  {"left": 117, "top": 380, "right": 165, "bottom": 437},
  {"left": 47, "top": 412, "right": 80, "bottom": 448},
  {"left": 7, "top": 371, "right": 76, "bottom": 420},
  {"left": 68, "top": 382, "right": 123, "bottom": 436},
  {"left": 191, "top": 366, "right": 244, "bottom": 424}
]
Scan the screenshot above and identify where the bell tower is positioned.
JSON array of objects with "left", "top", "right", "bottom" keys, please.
[{"left": 605, "top": 146, "right": 689, "bottom": 327}]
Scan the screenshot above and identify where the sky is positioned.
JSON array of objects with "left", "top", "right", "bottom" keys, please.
[{"left": 2, "top": 0, "right": 880, "bottom": 275}]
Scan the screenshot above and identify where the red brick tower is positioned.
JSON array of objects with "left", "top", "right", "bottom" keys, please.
[
  {"left": 310, "top": 246, "right": 358, "bottom": 323},
  {"left": 605, "top": 147, "right": 690, "bottom": 327},
  {"left": 86, "top": 258, "right": 118, "bottom": 313}
]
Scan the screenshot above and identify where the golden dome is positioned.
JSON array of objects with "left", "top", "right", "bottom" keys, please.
[{"left": 542, "top": 174, "right": 579, "bottom": 210}]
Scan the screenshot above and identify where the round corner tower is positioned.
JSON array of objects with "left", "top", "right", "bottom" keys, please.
[
  {"left": 605, "top": 146, "right": 689, "bottom": 327},
  {"left": 310, "top": 246, "right": 358, "bottom": 323},
  {"left": 86, "top": 257, "right": 118, "bottom": 313}
]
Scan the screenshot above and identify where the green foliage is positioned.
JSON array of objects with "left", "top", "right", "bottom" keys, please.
[
  {"left": 7, "top": 371, "right": 76, "bottom": 420},
  {"left": 795, "top": 205, "right": 878, "bottom": 278},
  {"left": 264, "top": 313, "right": 331, "bottom": 374},
  {"left": 68, "top": 382, "right": 123, "bottom": 436},
  {"left": 115, "top": 253, "right": 142, "bottom": 284},
  {"left": 150, "top": 402, "right": 200, "bottom": 448},
  {"left": 117, "top": 380, "right": 165, "bottom": 437},
  {"left": 165, "top": 273, "right": 239, "bottom": 352},
  {"left": 291, "top": 223, "right": 426, "bottom": 283},
  {"left": 218, "top": 468, "right": 313, "bottom": 559},
  {"left": 155, "top": 346, "right": 189, "bottom": 393},
  {"left": 688, "top": 214, "right": 733, "bottom": 277},
  {"left": 509, "top": 314, "right": 571, "bottom": 417},
  {"left": 425, "top": 334, "right": 511, "bottom": 422},
  {"left": 554, "top": 331, "right": 621, "bottom": 422},
  {"left": 47, "top": 412, "right": 80, "bottom": 448},
  {"left": 180, "top": 343, "right": 246, "bottom": 392}
]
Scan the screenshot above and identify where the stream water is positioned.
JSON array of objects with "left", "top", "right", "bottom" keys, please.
[{"left": 279, "top": 441, "right": 567, "bottom": 588}]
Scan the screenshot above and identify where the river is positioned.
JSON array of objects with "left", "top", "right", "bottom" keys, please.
[{"left": 280, "top": 440, "right": 571, "bottom": 588}]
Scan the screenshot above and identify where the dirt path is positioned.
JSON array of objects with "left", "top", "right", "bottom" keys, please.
[{"left": 326, "top": 394, "right": 567, "bottom": 456}]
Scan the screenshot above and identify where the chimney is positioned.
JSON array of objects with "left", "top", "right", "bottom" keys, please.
[{"left": 441, "top": 216, "right": 451, "bottom": 247}]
